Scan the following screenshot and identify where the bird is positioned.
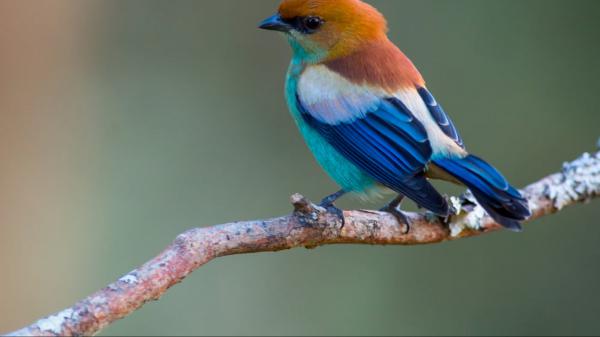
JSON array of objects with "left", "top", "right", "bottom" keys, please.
[{"left": 258, "top": 0, "right": 531, "bottom": 231}]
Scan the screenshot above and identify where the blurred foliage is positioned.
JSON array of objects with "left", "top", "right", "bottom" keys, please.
[{"left": 1, "top": 0, "right": 599, "bottom": 336}]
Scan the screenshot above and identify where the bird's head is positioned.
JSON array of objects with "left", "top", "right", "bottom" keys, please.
[{"left": 259, "top": 0, "right": 388, "bottom": 63}]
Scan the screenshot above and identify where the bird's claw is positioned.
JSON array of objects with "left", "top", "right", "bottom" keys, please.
[
  {"left": 318, "top": 202, "right": 345, "bottom": 228},
  {"left": 380, "top": 206, "right": 410, "bottom": 234},
  {"left": 438, "top": 214, "right": 451, "bottom": 228}
]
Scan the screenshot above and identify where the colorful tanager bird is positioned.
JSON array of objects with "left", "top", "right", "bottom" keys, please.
[{"left": 259, "top": 0, "right": 531, "bottom": 231}]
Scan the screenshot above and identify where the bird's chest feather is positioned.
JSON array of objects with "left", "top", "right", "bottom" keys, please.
[{"left": 285, "top": 61, "right": 379, "bottom": 194}]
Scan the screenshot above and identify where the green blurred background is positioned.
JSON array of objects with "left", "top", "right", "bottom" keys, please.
[{"left": 1, "top": 0, "right": 599, "bottom": 335}]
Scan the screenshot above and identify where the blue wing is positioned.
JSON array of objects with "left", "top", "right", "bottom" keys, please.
[
  {"left": 297, "top": 94, "right": 449, "bottom": 216},
  {"left": 417, "top": 87, "right": 465, "bottom": 149}
]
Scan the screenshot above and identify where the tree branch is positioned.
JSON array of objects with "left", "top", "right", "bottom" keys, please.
[{"left": 7, "top": 148, "right": 600, "bottom": 337}]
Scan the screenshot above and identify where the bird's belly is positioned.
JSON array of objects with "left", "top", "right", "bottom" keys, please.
[{"left": 296, "top": 117, "right": 380, "bottom": 195}]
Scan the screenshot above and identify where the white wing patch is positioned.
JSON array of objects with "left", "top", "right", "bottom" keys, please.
[{"left": 297, "top": 65, "right": 386, "bottom": 124}]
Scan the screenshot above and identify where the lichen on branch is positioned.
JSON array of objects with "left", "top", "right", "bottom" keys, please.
[{"left": 7, "top": 147, "right": 600, "bottom": 337}]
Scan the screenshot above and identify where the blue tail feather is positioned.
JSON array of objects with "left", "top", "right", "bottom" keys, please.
[{"left": 433, "top": 155, "right": 531, "bottom": 231}]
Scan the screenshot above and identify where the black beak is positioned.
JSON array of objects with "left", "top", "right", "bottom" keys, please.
[{"left": 258, "top": 14, "right": 292, "bottom": 32}]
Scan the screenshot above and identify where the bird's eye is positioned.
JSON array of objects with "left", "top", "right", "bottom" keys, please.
[{"left": 302, "top": 16, "right": 324, "bottom": 33}]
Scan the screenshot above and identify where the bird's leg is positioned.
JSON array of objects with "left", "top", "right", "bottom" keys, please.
[
  {"left": 380, "top": 194, "right": 410, "bottom": 234},
  {"left": 318, "top": 190, "right": 346, "bottom": 226},
  {"left": 319, "top": 190, "right": 346, "bottom": 207}
]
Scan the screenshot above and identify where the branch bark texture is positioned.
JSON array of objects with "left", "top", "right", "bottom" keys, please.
[{"left": 7, "top": 150, "right": 600, "bottom": 337}]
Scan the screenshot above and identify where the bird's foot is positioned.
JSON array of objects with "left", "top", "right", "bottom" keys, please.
[
  {"left": 437, "top": 214, "right": 451, "bottom": 228},
  {"left": 318, "top": 201, "right": 345, "bottom": 229},
  {"left": 316, "top": 190, "right": 346, "bottom": 228},
  {"left": 379, "top": 205, "right": 410, "bottom": 234}
]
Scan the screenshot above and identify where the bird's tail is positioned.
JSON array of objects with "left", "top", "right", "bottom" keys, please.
[{"left": 433, "top": 155, "right": 531, "bottom": 231}]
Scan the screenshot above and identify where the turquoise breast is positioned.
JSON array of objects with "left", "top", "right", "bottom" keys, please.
[{"left": 285, "top": 59, "right": 377, "bottom": 195}]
